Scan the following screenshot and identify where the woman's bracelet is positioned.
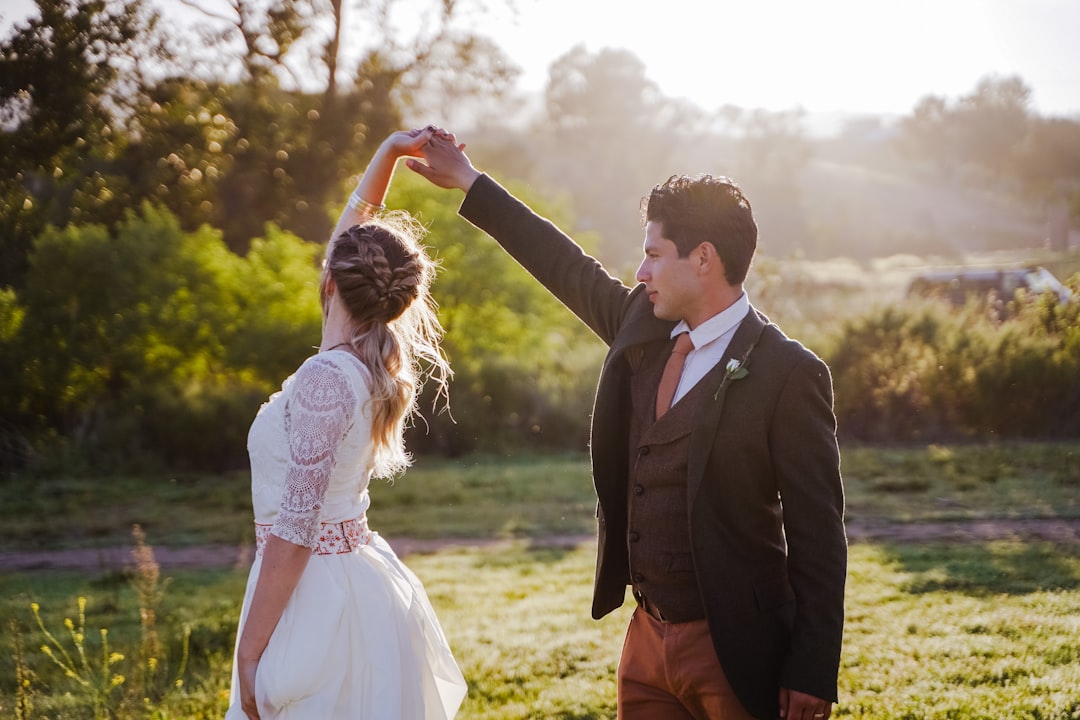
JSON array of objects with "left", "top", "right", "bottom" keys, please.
[{"left": 346, "top": 187, "right": 385, "bottom": 217}]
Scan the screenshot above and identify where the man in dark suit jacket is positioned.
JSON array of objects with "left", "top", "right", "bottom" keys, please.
[{"left": 409, "top": 136, "right": 847, "bottom": 720}]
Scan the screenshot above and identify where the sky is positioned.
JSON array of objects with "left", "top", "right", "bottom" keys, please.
[
  {"left": 2, "top": 0, "right": 1078, "bottom": 118},
  {"left": 467, "top": 0, "right": 1080, "bottom": 118}
]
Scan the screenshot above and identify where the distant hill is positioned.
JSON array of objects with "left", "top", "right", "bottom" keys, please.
[{"left": 786, "top": 157, "right": 1054, "bottom": 260}]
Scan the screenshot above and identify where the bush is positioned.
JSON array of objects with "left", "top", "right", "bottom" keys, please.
[
  {"left": 7, "top": 187, "right": 1077, "bottom": 472},
  {"left": 827, "top": 282, "right": 1080, "bottom": 442},
  {"left": 8, "top": 204, "right": 321, "bottom": 473}
]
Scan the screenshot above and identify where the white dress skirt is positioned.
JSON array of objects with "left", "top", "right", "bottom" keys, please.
[{"left": 225, "top": 351, "right": 467, "bottom": 719}]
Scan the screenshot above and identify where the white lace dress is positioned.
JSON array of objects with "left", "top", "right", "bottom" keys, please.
[{"left": 225, "top": 350, "right": 467, "bottom": 719}]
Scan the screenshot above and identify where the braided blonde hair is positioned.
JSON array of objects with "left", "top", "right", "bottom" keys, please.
[{"left": 322, "top": 211, "right": 450, "bottom": 478}]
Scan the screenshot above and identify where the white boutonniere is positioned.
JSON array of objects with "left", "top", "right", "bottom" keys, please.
[
  {"left": 714, "top": 345, "right": 755, "bottom": 400},
  {"left": 725, "top": 358, "right": 749, "bottom": 381}
]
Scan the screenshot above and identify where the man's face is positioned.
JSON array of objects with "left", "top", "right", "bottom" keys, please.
[{"left": 635, "top": 221, "right": 701, "bottom": 323}]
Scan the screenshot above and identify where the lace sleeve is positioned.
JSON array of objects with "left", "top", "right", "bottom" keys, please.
[{"left": 271, "top": 357, "right": 357, "bottom": 549}]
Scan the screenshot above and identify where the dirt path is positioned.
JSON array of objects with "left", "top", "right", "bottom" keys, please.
[{"left": 3, "top": 519, "right": 1080, "bottom": 573}]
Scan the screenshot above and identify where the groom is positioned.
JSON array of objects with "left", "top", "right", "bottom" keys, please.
[{"left": 410, "top": 137, "right": 847, "bottom": 720}]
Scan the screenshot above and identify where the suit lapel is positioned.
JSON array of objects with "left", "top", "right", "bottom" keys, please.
[{"left": 686, "top": 308, "right": 770, "bottom": 507}]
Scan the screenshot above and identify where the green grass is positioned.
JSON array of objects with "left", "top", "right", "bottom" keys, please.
[
  {"left": 841, "top": 442, "right": 1080, "bottom": 524},
  {"left": 839, "top": 542, "right": 1080, "bottom": 719},
  {"left": 4, "top": 541, "right": 1079, "bottom": 719},
  {"left": 2, "top": 444, "right": 1079, "bottom": 718},
  {"left": 0, "top": 453, "right": 597, "bottom": 552},
  {"left": 3, "top": 442, "right": 1078, "bottom": 552},
  {"left": 0, "top": 470, "right": 257, "bottom": 551}
]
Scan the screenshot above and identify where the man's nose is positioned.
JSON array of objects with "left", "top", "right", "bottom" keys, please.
[{"left": 635, "top": 261, "right": 648, "bottom": 283}]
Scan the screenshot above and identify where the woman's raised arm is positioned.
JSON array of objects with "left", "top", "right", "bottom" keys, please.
[{"left": 328, "top": 126, "right": 452, "bottom": 242}]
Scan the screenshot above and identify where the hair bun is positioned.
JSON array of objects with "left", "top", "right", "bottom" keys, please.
[{"left": 328, "top": 224, "right": 427, "bottom": 326}]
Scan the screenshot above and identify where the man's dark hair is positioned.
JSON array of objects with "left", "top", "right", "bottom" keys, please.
[{"left": 641, "top": 174, "right": 758, "bottom": 285}]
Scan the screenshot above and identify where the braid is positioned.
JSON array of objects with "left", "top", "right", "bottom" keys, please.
[{"left": 323, "top": 211, "right": 450, "bottom": 478}]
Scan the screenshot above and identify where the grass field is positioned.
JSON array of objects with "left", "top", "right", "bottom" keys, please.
[
  {"left": 3, "top": 443, "right": 1078, "bottom": 553},
  {"left": 2, "top": 443, "right": 1079, "bottom": 718}
]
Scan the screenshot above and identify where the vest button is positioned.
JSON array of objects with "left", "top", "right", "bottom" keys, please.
[
  {"left": 633, "top": 484, "right": 644, "bottom": 496},
  {"left": 632, "top": 572, "right": 644, "bottom": 583},
  {"left": 640, "top": 446, "right": 650, "bottom": 456},
  {"left": 629, "top": 531, "right": 640, "bottom": 542}
]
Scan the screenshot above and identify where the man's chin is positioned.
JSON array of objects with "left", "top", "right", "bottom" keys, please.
[{"left": 651, "top": 306, "right": 674, "bottom": 322}]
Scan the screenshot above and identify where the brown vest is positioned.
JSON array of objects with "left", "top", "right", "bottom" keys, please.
[{"left": 625, "top": 340, "right": 711, "bottom": 623}]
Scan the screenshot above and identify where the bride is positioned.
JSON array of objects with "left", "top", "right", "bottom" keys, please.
[{"left": 225, "top": 127, "right": 467, "bottom": 719}]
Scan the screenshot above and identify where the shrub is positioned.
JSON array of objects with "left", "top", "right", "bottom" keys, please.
[{"left": 827, "top": 282, "right": 1080, "bottom": 442}]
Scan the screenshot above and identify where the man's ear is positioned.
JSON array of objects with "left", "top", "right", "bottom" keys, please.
[
  {"left": 693, "top": 242, "right": 728, "bottom": 281},
  {"left": 693, "top": 242, "right": 714, "bottom": 271}
]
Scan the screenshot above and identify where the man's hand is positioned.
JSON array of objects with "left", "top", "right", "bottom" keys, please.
[
  {"left": 383, "top": 125, "right": 452, "bottom": 159},
  {"left": 779, "top": 687, "right": 832, "bottom": 720},
  {"left": 406, "top": 135, "right": 481, "bottom": 192}
]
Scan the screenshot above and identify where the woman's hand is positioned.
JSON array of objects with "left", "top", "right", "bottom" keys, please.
[
  {"left": 383, "top": 126, "right": 454, "bottom": 159},
  {"left": 327, "top": 124, "right": 455, "bottom": 242},
  {"left": 237, "top": 652, "right": 261, "bottom": 720}
]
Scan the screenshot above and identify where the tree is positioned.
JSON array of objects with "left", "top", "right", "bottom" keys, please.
[
  {"left": 899, "top": 74, "right": 1033, "bottom": 181},
  {"left": 389, "top": 172, "right": 604, "bottom": 455},
  {"left": 1015, "top": 116, "right": 1080, "bottom": 250},
  {"left": 171, "top": 0, "right": 520, "bottom": 250},
  {"left": 534, "top": 46, "right": 710, "bottom": 268},
  {"left": 0, "top": 0, "right": 171, "bottom": 287},
  {"left": 899, "top": 75, "right": 1078, "bottom": 248},
  {"left": 707, "top": 106, "right": 813, "bottom": 256},
  {"left": 954, "top": 74, "right": 1031, "bottom": 177}
]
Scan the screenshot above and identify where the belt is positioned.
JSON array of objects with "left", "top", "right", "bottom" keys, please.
[{"left": 255, "top": 516, "right": 371, "bottom": 556}]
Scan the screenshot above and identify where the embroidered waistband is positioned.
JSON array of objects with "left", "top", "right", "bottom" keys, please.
[{"left": 255, "top": 516, "right": 371, "bottom": 556}]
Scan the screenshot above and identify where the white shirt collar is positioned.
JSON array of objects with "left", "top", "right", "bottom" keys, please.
[{"left": 671, "top": 292, "right": 751, "bottom": 348}]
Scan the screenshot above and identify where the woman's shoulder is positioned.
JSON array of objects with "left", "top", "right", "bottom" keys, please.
[{"left": 290, "top": 350, "right": 373, "bottom": 402}]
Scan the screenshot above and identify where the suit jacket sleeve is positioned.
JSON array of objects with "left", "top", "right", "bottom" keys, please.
[
  {"left": 458, "top": 173, "right": 632, "bottom": 346},
  {"left": 773, "top": 353, "right": 846, "bottom": 699}
]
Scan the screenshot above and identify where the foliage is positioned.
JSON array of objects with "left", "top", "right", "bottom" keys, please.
[
  {"left": 899, "top": 74, "right": 1032, "bottom": 179},
  {"left": 1, "top": 171, "right": 608, "bottom": 471},
  {"left": 0, "top": 0, "right": 171, "bottom": 287},
  {"left": 826, "top": 280, "right": 1080, "bottom": 442},
  {"left": 390, "top": 172, "right": 606, "bottom": 456},
  {"left": 0, "top": 0, "right": 519, "bottom": 282},
  {"left": 4, "top": 195, "right": 1080, "bottom": 472},
  {"left": 19, "top": 527, "right": 190, "bottom": 719},
  {"left": 3, "top": 2, "right": 1080, "bottom": 471},
  {"left": 137, "top": 0, "right": 519, "bottom": 251},
  {"left": 6, "top": 203, "right": 321, "bottom": 473},
  {"left": 30, "top": 596, "right": 127, "bottom": 719}
]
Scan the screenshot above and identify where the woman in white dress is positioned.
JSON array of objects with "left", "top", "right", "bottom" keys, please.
[{"left": 226, "top": 126, "right": 467, "bottom": 720}]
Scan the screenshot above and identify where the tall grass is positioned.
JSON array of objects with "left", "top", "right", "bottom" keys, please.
[{"left": 6, "top": 527, "right": 206, "bottom": 719}]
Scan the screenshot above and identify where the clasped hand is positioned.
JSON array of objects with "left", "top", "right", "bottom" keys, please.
[{"left": 385, "top": 125, "right": 454, "bottom": 159}]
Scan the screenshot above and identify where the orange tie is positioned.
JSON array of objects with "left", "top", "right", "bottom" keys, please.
[{"left": 656, "top": 332, "right": 694, "bottom": 419}]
